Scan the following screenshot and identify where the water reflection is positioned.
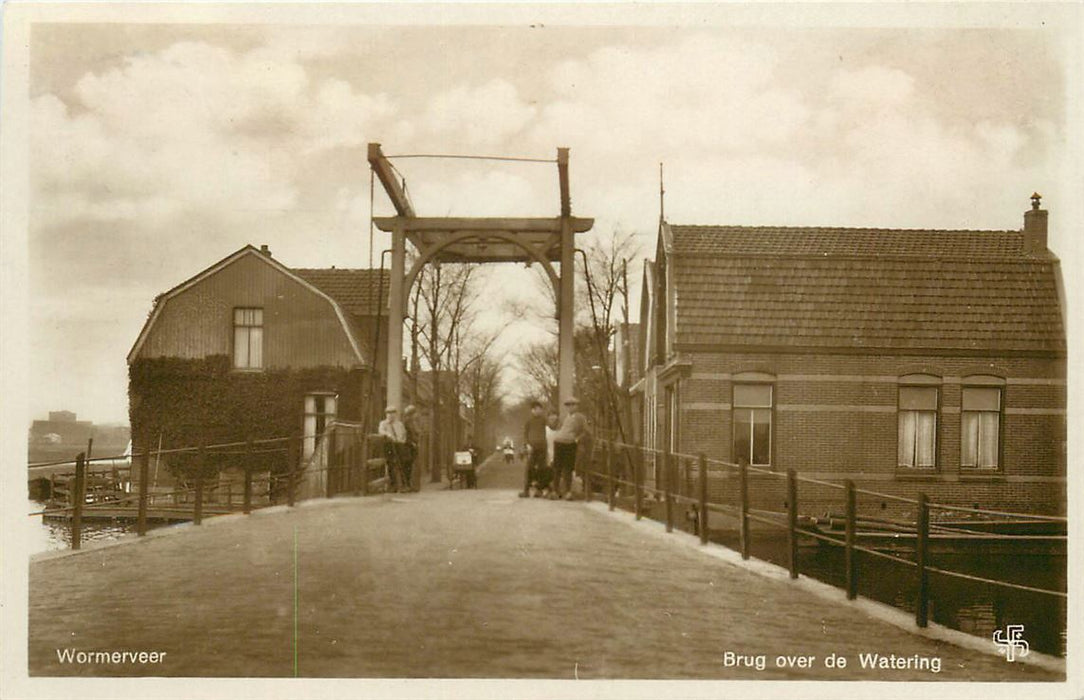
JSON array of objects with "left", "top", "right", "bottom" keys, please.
[{"left": 28, "top": 500, "right": 150, "bottom": 555}]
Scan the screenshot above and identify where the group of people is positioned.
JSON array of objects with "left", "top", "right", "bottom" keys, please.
[
  {"left": 520, "top": 396, "right": 590, "bottom": 500},
  {"left": 377, "top": 404, "right": 419, "bottom": 493},
  {"left": 378, "top": 396, "right": 590, "bottom": 498}
]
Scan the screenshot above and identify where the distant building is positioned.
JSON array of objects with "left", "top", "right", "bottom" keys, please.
[
  {"left": 635, "top": 196, "right": 1066, "bottom": 515},
  {"left": 28, "top": 412, "right": 130, "bottom": 465},
  {"left": 127, "top": 244, "right": 388, "bottom": 485}
]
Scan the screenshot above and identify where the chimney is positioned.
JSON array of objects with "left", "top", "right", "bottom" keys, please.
[
  {"left": 1023, "top": 192, "right": 1048, "bottom": 256},
  {"left": 259, "top": 244, "right": 272, "bottom": 257}
]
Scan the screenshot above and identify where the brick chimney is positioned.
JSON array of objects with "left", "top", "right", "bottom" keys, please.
[
  {"left": 1023, "top": 192, "right": 1048, "bottom": 256},
  {"left": 259, "top": 244, "right": 272, "bottom": 257}
]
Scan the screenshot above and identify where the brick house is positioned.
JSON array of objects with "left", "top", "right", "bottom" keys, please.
[
  {"left": 127, "top": 244, "right": 388, "bottom": 488},
  {"left": 633, "top": 196, "right": 1066, "bottom": 515}
]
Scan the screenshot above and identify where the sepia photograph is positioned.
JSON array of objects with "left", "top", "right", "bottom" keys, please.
[{"left": 1, "top": 3, "right": 1081, "bottom": 699}]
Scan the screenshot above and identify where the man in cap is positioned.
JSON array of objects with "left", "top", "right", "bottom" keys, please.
[
  {"left": 378, "top": 405, "right": 408, "bottom": 493},
  {"left": 551, "top": 396, "right": 590, "bottom": 500},
  {"left": 521, "top": 400, "right": 549, "bottom": 497}
]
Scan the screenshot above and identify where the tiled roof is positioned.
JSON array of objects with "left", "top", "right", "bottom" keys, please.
[
  {"left": 292, "top": 268, "right": 390, "bottom": 316},
  {"left": 668, "top": 225, "right": 1064, "bottom": 354},
  {"left": 668, "top": 225, "right": 1035, "bottom": 259}
]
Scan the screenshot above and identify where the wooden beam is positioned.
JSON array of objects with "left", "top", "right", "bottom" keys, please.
[
  {"left": 372, "top": 216, "right": 593, "bottom": 233},
  {"left": 368, "top": 143, "right": 415, "bottom": 218},
  {"left": 558, "top": 147, "right": 570, "bottom": 217}
]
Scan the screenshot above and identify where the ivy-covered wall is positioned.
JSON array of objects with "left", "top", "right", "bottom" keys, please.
[{"left": 129, "top": 355, "right": 369, "bottom": 478}]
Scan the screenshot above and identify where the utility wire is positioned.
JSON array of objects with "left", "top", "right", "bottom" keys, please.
[{"left": 385, "top": 153, "right": 555, "bottom": 164}]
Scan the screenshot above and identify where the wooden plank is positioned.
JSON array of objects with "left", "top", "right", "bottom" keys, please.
[
  {"left": 367, "top": 143, "right": 415, "bottom": 217},
  {"left": 373, "top": 216, "right": 594, "bottom": 234},
  {"left": 916, "top": 493, "right": 930, "bottom": 628},
  {"left": 558, "top": 147, "right": 570, "bottom": 217}
]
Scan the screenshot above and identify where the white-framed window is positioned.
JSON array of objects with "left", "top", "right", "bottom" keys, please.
[
  {"left": 898, "top": 382, "right": 939, "bottom": 469},
  {"left": 303, "top": 393, "right": 337, "bottom": 461},
  {"left": 233, "top": 308, "right": 263, "bottom": 370},
  {"left": 961, "top": 386, "right": 1002, "bottom": 470},
  {"left": 733, "top": 383, "right": 772, "bottom": 467}
]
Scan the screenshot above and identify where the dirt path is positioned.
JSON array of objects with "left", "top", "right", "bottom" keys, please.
[{"left": 29, "top": 454, "right": 1060, "bottom": 680}]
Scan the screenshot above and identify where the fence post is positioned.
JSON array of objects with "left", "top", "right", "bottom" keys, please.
[
  {"left": 243, "top": 437, "right": 254, "bottom": 514},
  {"left": 137, "top": 446, "right": 150, "bottom": 536},
  {"left": 698, "top": 453, "right": 709, "bottom": 545},
  {"left": 664, "top": 451, "right": 674, "bottom": 533},
  {"left": 739, "top": 463, "right": 750, "bottom": 560},
  {"left": 287, "top": 434, "right": 299, "bottom": 506},
  {"left": 607, "top": 442, "right": 616, "bottom": 512},
  {"left": 916, "top": 493, "right": 930, "bottom": 628},
  {"left": 325, "top": 427, "right": 336, "bottom": 499},
  {"left": 584, "top": 443, "right": 596, "bottom": 503},
  {"left": 71, "top": 452, "right": 86, "bottom": 550},
  {"left": 635, "top": 449, "right": 645, "bottom": 520},
  {"left": 845, "top": 479, "right": 857, "bottom": 600},
  {"left": 787, "top": 469, "right": 799, "bottom": 579},
  {"left": 193, "top": 444, "right": 205, "bottom": 526}
]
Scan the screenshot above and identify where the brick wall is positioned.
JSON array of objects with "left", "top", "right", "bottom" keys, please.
[{"left": 642, "top": 350, "right": 1065, "bottom": 515}]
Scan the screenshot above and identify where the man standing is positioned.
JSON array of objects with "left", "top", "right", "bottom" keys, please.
[
  {"left": 378, "top": 406, "right": 408, "bottom": 493},
  {"left": 521, "top": 401, "right": 548, "bottom": 498},
  {"left": 401, "top": 404, "right": 419, "bottom": 492},
  {"left": 551, "top": 397, "right": 590, "bottom": 500}
]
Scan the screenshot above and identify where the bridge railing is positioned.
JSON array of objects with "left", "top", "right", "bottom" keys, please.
[
  {"left": 28, "top": 426, "right": 391, "bottom": 550},
  {"left": 582, "top": 438, "right": 1066, "bottom": 646}
]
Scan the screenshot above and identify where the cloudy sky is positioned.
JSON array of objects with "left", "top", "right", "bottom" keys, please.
[{"left": 14, "top": 4, "right": 1082, "bottom": 425}]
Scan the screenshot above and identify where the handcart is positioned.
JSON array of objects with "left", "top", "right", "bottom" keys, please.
[{"left": 450, "top": 450, "right": 477, "bottom": 489}]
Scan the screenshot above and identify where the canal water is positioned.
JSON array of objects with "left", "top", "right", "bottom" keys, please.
[
  {"left": 719, "top": 529, "right": 1067, "bottom": 657},
  {"left": 28, "top": 500, "right": 163, "bottom": 555}
]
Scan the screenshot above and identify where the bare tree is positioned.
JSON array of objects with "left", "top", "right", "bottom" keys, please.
[
  {"left": 461, "top": 352, "right": 504, "bottom": 450},
  {"left": 404, "top": 258, "right": 490, "bottom": 482},
  {"left": 513, "top": 228, "right": 643, "bottom": 438},
  {"left": 516, "top": 338, "right": 559, "bottom": 409}
]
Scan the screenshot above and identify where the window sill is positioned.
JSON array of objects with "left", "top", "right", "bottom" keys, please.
[
  {"left": 231, "top": 368, "right": 265, "bottom": 374},
  {"left": 959, "top": 470, "right": 1005, "bottom": 481},
  {"left": 894, "top": 470, "right": 942, "bottom": 481}
]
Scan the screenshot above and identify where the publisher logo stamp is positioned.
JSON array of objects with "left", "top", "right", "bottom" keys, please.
[{"left": 993, "top": 624, "right": 1029, "bottom": 662}]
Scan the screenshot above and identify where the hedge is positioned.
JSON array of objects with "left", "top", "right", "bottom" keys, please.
[{"left": 128, "top": 355, "right": 370, "bottom": 479}]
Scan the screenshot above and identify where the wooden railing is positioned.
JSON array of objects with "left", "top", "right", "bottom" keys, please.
[
  {"left": 29, "top": 425, "right": 391, "bottom": 550},
  {"left": 582, "top": 439, "right": 1067, "bottom": 634}
]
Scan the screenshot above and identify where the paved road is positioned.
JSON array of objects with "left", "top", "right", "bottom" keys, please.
[{"left": 29, "top": 454, "right": 1061, "bottom": 680}]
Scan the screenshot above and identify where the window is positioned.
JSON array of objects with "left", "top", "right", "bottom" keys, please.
[
  {"left": 733, "top": 384, "right": 772, "bottom": 467},
  {"left": 303, "top": 393, "right": 337, "bottom": 461},
  {"left": 961, "top": 386, "right": 1002, "bottom": 470},
  {"left": 233, "top": 308, "right": 263, "bottom": 369},
  {"left": 898, "top": 385, "right": 938, "bottom": 469}
]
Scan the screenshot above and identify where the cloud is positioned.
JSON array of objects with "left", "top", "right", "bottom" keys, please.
[
  {"left": 531, "top": 35, "right": 810, "bottom": 156},
  {"left": 830, "top": 65, "right": 915, "bottom": 106},
  {"left": 421, "top": 79, "right": 538, "bottom": 147},
  {"left": 32, "top": 40, "right": 401, "bottom": 233}
]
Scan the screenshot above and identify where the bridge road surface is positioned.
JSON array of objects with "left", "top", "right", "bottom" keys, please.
[{"left": 29, "top": 453, "right": 1060, "bottom": 680}]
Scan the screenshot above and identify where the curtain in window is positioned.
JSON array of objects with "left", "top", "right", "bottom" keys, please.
[
  {"left": 898, "top": 411, "right": 916, "bottom": 467},
  {"left": 734, "top": 410, "right": 753, "bottom": 464},
  {"left": 898, "top": 410, "right": 936, "bottom": 467},
  {"left": 752, "top": 408, "right": 771, "bottom": 465},
  {"left": 961, "top": 412, "right": 979, "bottom": 467},
  {"left": 961, "top": 387, "right": 1000, "bottom": 469},
  {"left": 915, "top": 411, "right": 936, "bottom": 467},
  {"left": 978, "top": 413, "right": 998, "bottom": 467}
]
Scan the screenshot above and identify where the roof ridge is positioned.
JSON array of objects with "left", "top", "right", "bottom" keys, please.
[
  {"left": 669, "top": 224, "right": 1021, "bottom": 235},
  {"left": 292, "top": 267, "right": 389, "bottom": 273}
]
